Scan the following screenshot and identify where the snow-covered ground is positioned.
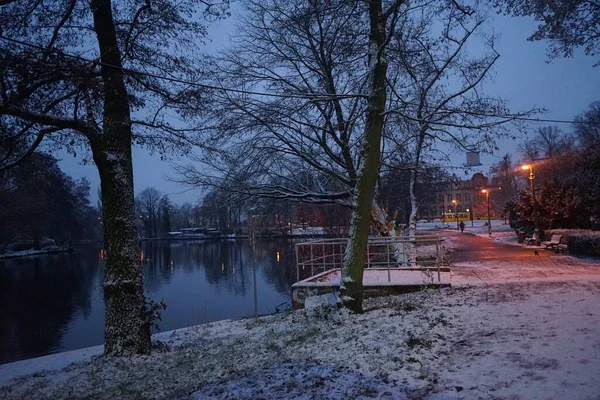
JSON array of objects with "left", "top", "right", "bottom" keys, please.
[
  {"left": 418, "top": 219, "right": 521, "bottom": 246},
  {"left": 290, "top": 226, "right": 326, "bottom": 236},
  {"left": 2, "top": 278, "right": 599, "bottom": 399},
  {"left": 417, "top": 219, "right": 512, "bottom": 234}
]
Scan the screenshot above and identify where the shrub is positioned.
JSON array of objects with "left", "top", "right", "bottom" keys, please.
[
  {"left": 544, "top": 230, "right": 600, "bottom": 256},
  {"left": 567, "top": 235, "right": 600, "bottom": 257}
]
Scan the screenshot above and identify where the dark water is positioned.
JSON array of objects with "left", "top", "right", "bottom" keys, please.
[{"left": 0, "top": 239, "right": 297, "bottom": 364}]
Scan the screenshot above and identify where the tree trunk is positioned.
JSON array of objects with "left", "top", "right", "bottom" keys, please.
[
  {"left": 90, "top": 0, "right": 151, "bottom": 355},
  {"left": 407, "top": 126, "right": 427, "bottom": 265},
  {"left": 371, "top": 202, "right": 403, "bottom": 263},
  {"left": 340, "top": 0, "right": 388, "bottom": 313},
  {"left": 406, "top": 168, "right": 418, "bottom": 266}
]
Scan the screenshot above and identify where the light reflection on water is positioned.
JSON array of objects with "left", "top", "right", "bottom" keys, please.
[{"left": 0, "top": 239, "right": 296, "bottom": 364}]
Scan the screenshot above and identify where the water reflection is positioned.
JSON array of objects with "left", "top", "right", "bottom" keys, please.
[
  {"left": 0, "top": 251, "right": 103, "bottom": 364},
  {"left": 0, "top": 239, "right": 297, "bottom": 364}
]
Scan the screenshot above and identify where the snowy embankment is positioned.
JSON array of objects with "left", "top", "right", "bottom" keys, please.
[
  {"left": 0, "top": 247, "right": 70, "bottom": 259},
  {"left": 2, "top": 280, "right": 599, "bottom": 399}
]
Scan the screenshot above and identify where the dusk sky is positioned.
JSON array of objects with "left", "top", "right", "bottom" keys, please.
[{"left": 56, "top": 10, "right": 599, "bottom": 205}]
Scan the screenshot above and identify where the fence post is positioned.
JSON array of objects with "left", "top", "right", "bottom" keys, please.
[
  {"left": 296, "top": 243, "right": 300, "bottom": 282},
  {"left": 366, "top": 238, "right": 370, "bottom": 269},
  {"left": 310, "top": 244, "right": 314, "bottom": 277},
  {"left": 386, "top": 238, "right": 391, "bottom": 282},
  {"left": 435, "top": 239, "right": 441, "bottom": 282},
  {"left": 332, "top": 242, "right": 335, "bottom": 271},
  {"left": 322, "top": 242, "right": 326, "bottom": 273}
]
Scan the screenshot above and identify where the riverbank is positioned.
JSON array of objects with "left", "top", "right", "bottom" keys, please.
[
  {"left": 0, "top": 247, "right": 71, "bottom": 260},
  {"left": 1, "top": 278, "right": 599, "bottom": 399}
]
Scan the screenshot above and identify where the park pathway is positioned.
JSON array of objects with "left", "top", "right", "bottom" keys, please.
[{"left": 441, "top": 230, "right": 600, "bottom": 286}]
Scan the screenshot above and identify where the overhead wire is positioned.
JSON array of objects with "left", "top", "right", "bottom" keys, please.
[
  {"left": 0, "top": 35, "right": 362, "bottom": 101},
  {"left": 1, "top": 35, "right": 598, "bottom": 126}
]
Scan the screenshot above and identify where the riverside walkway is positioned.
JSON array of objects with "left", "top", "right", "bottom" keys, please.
[{"left": 443, "top": 230, "right": 600, "bottom": 285}]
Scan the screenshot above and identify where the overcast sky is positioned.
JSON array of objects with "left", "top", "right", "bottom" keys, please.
[{"left": 56, "top": 10, "right": 599, "bottom": 206}]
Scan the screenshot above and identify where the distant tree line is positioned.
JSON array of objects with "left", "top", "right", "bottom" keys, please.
[
  {"left": 135, "top": 188, "right": 195, "bottom": 238},
  {"left": 0, "top": 153, "right": 101, "bottom": 253},
  {"left": 135, "top": 186, "right": 246, "bottom": 238},
  {"left": 134, "top": 184, "right": 351, "bottom": 237}
]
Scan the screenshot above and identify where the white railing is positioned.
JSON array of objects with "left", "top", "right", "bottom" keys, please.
[{"left": 295, "top": 235, "right": 445, "bottom": 282}]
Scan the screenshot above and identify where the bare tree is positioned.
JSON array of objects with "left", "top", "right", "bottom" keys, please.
[
  {"left": 174, "top": 0, "right": 536, "bottom": 312},
  {"left": 173, "top": 0, "right": 411, "bottom": 312},
  {"left": 496, "top": 0, "right": 600, "bottom": 66},
  {"left": 136, "top": 187, "right": 162, "bottom": 238},
  {"left": 519, "top": 126, "right": 571, "bottom": 161},
  {"left": 173, "top": 0, "right": 366, "bottom": 206},
  {"left": 574, "top": 102, "right": 600, "bottom": 146},
  {"left": 339, "top": 0, "right": 406, "bottom": 312},
  {"left": 172, "top": 202, "right": 193, "bottom": 229},
  {"left": 382, "top": 1, "right": 538, "bottom": 253},
  {"left": 0, "top": 0, "right": 229, "bottom": 355},
  {"left": 488, "top": 154, "right": 519, "bottom": 217}
]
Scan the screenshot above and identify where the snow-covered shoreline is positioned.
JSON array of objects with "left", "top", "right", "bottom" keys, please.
[
  {"left": 1, "top": 278, "right": 599, "bottom": 400},
  {"left": 0, "top": 247, "right": 71, "bottom": 260}
]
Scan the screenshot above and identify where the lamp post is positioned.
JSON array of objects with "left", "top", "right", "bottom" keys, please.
[
  {"left": 481, "top": 189, "right": 491, "bottom": 235},
  {"left": 452, "top": 199, "right": 459, "bottom": 230},
  {"left": 522, "top": 165, "right": 540, "bottom": 245}
]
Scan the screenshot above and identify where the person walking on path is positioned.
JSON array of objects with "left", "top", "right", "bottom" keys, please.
[{"left": 459, "top": 221, "right": 465, "bottom": 233}]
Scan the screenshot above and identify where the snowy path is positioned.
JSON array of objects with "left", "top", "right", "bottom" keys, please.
[{"left": 443, "top": 231, "right": 600, "bottom": 286}]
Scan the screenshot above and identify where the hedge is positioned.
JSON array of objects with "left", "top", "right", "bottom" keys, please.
[
  {"left": 546, "top": 230, "right": 600, "bottom": 257},
  {"left": 567, "top": 235, "right": 600, "bottom": 257}
]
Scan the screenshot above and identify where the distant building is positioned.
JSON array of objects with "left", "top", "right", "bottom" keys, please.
[{"left": 417, "top": 172, "right": 492, "bottom": 221}]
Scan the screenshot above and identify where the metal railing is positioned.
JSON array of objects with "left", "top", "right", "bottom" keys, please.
[{"left": 295, "top": 235, "right": 445, "bottom": 282}]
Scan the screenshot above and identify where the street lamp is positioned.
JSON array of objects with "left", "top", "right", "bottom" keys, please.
[
  {"left": 522, "top": 165, "right": 540, "bottom": 245},
  {"left": 452, "top": 200, "right": 459, "bottom": 230},
  {"left": 481, "top": 189, "right": 492, "bottom": 235}
]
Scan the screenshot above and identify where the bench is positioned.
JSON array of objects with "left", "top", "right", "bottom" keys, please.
[
  {"left": 542, "top": 235, "right": 563, "bottom": 250},
  {"left": 524, "top": 237, "right": 536, "bottom": 245}
]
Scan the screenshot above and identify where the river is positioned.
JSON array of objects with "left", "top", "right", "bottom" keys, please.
[{"left": 0, "top": 239, "right": 297, "bottom": 364}]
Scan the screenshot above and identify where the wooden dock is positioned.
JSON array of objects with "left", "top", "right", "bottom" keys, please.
[{"left": 292, "top": 267, "right": 451, "bottom": 309}]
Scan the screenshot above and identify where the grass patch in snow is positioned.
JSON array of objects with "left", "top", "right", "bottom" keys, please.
[
  {"left": 405, "top": 332, "right": 432, "bottom": 349},
  {"left": 399, "top": 302, "right": 418, "bottom": 312}
]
